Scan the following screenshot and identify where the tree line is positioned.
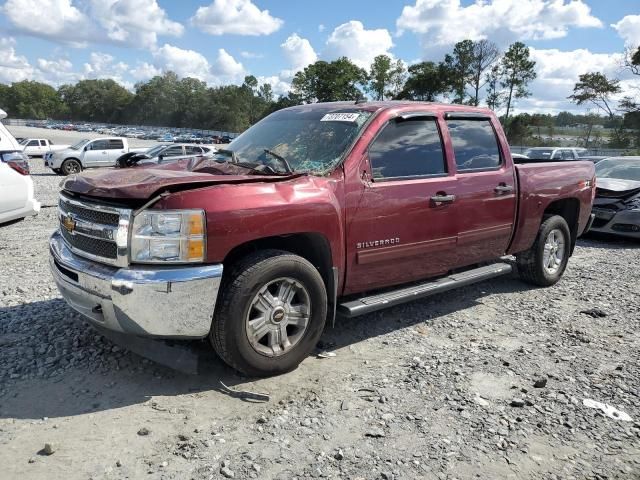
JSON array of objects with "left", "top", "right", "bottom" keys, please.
[{"left": 0, "top": 40, "right": 638, "bottom": 149}]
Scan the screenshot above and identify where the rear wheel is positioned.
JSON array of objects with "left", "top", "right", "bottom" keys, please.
[
  {"left": 61, "top": 159, "right": 82, "bottom": 175},
  {"left": 210, "top": 249, "right": 327, "bottom": 377},
  {"left": 516, "top": 215, "right": 571, "bottom": 286}
]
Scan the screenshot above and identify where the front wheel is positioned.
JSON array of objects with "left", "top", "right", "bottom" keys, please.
[
  {"left": 60, "top": 159, "right": 82, "bottom": 175},
  {"left": 210, "top": 250, "right": 327, "bottom": 377},
  {"left": 516, "top": 215, "right": 571, "bottom": 286}
]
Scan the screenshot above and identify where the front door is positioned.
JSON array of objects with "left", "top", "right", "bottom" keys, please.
[
  {"left": 444, "top": 116, "right": 516, "bottom": 267},
  {"left": 83, "top": 139, "right": 110, "bottom": 167},
  {"left": 345, "top": 115, "right": 458, "bottom": 294}
]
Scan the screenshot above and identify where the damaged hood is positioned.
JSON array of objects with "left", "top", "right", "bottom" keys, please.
[
  {"left": 61, "top": 160, "right": 302, "bottom": 200},
  {"left": 596, "top": 177, "right": 640, "bottom": 198}
]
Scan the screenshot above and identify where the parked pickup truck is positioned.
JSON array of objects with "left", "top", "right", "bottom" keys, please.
[
  {"left": 19, "top": 138, "right": 69, "bottom": 157},
  {"left": 44, "top": 137, "right": 144, "bottom": 175},
  {"left": 49, "top": 101, "right": 596, "bottom": 377}
]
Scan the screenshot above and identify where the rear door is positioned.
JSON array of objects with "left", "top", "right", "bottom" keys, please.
[
  {"left": 345, "top": 114, "right": 458, "bottom": 294},
  {"left": 444, "top": 114, "right": 516, "bottom": 267},
  {"left": 106, "top": 139, "right": 126, "bottom": 164}
]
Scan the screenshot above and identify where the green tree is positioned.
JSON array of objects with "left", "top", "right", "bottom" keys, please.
[
  {"left": 568, "top": 72, "right": 621, "bottom": 118},
  {"left": 499, "top": 42, "right": 537, "bottom": 119},
  {"left": 128, "top": 72, "right": 181, "bottom": 126},
  {"left": 367, "top": 55, "right": 406, "bottom": 101},
  {"left": 0, "top": 84, "right": 10, "bottom": 110},
  {"left": 396, "top": 61, "right": 451, "bottom": 101},
  {"left": 469, "top": 40, "right": 500, "bottom": 106},
  {"left": 6, "top": 81, "right": 64, "bottom": 119},
  {"left": 485, "top": 64, "right": 503, "bottom": 111},
  {"left": 444, "top": 40, "right": 475, "bottom": 104},
  {"left": 59, "top": 79, "right": 132, "bottom": 123},
  {"left": 292, "top": 57, "right": 368, "bottom": 103},
  {"left": 258, "top": 83, "right": 274, "bottom": 103}
]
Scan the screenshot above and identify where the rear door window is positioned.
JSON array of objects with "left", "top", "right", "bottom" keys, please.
[
  {"left": 446, "top": 119, "right": 502, "bottom": 171},
  {"left": 39, "top": 140, "right": 47, "bottom": 146},
  {"left": 107, "top": 139, "right": 124, "bottom": 149},
  {"left": 368, "top": 118, "right": 446, "bottom": 180}
]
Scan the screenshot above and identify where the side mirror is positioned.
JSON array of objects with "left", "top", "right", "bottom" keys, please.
[
  {"left": 158, "top": 155, "right": 164, "bottom": 161},
  {"left": 84, "top": 146, "right": 89, "bottom": 151}
]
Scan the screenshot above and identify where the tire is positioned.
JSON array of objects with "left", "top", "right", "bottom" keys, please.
[
  {"left": 61, "top": 159, "right": 82, "bottom": 175},
  {"left": 516, "top": 215, "right": 571, "bottom": 287},
  {"left": 211, "top": 249, "right": 327, "bottom": 377},
  {"left": 53, "top": 168, "right": 61, "bottom": 174}
]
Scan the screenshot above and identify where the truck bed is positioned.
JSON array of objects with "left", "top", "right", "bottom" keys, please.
[{"left": 509, "top": 161, "right": 595, "bottom": 255}]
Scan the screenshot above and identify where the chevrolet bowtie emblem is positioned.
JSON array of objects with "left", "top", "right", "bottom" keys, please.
[{"left": 62, "top": 214, "right": 76, "bottom": 233}]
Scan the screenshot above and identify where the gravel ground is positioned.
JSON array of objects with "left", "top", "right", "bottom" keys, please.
[{"left": 0, "top": 152, "right": 639, "bottom": 480}]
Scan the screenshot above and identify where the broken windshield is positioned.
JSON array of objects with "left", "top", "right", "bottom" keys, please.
[{"left": 214, "top": 107, "right": 372, "bottom": 174}]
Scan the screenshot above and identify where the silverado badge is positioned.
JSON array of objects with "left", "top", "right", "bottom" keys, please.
[{"left": 61, "top": 214, "right": 76, "bottom": 233}]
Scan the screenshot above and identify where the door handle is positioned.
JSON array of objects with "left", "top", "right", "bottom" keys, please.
[
  {"left": 431, "top": 194, "right": 456, "bottom": 204},
  {"left": 494, "top": 184, "right": 514, "bottom": 194}
]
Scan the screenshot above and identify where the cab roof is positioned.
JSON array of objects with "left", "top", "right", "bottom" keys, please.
[{"left": 282, "top": 100, "right": 496, "bottom": 115}]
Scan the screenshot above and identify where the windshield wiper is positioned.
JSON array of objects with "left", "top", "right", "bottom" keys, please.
[{"left": 263, "top": 149, "right": 293, "bottom": 173}]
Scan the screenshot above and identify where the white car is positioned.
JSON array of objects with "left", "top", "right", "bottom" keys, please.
[
  {"left": 0, "top": 151, "right": 40, "bottom": 225},
  {"left": 0, "top": 109, "right": 40, "bottom": 225},
  {"left": 522, "top": 147, "right": 589, "bottom": 161}
]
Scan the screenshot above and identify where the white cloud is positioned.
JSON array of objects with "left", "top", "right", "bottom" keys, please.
[
  {"left": 281, "top": 34, "right": 318, "bottom": 72},
  {"left": 611, "top": 15, "right": 640, "bottom": 47},
  {"left": 0, "top": 37, "right": 34, "bottom": 83},
  {"left": 152, "top": 44, "right": 246, "bottom": 85},
  {"left": 511, "top": 47, "right": 629, "bottom": 114},
  {"left": 240, "top": 51, "right": 263, "bottom": 59},
  {"left": 318, "top": 24, "right": 325, "bottom": 33},
  {"left": 397, "top": 0, "right": 602, "bottom": 52},
  {"left": 191, "top": 0, "right": 283, "bottom": 36},
  {"left": 212, "top": 48, "right": 246, "bottom": 80},
  {"left": 1, "top": 0, "right": 182, "bottom": 49},
  {"left": 256, "top": 75, "right": 291, "bottom": 97},
  {"left": 36, "top": 58, "right": 80, "bottom": 84},
  {"left": 1, "top": 0, "right": 90, "bottom": 47},
  {"left": 83, "top": 52, "right": 129, "bottom": 79},
  {"left": 130, "top": 62, "right": 162, "bottom": 81},
  {"left": 153, "top": 44, "right": 212, "bottom": 81},
  {"left": 90, "top": 0, "right": 183, "bottom": 49},
  {"left": 324, "top": 21, "right": 393, "bottom": 69}
]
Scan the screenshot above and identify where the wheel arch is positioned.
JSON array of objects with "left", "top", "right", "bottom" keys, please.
[
  {"left": 543, "top": 197, "right": 580, "bottom": 255},
  {"left": 222, "top": 232, "right": 335, "bottom": 305}
]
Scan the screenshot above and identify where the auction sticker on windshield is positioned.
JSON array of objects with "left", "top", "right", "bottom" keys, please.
[{"left": 321, "top": 113, "right": 362, "bottom": 122}]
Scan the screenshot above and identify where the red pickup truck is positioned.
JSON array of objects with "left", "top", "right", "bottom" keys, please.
[{"left": 50, "top": 101, "right": 596, "bottom": 376}]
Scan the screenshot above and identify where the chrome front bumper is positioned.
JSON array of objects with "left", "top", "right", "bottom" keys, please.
[{"left": 49, "top": 231, "right": 223, "bottom": 338}]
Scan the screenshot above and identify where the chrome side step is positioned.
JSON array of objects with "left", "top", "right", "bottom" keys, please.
[{"left": 337, "top": 262, "right": 513, "bottom": 318}]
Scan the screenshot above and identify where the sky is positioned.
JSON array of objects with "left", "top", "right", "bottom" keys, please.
[{"left": 0, "top": 0, "right": 639, "bottom": 114}]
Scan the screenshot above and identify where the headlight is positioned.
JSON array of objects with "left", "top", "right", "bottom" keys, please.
[{"left": 130, "top": 209, "right": 206, "bottom": 263}]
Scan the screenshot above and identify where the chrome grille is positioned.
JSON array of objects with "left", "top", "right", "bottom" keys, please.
[
  {"left": 58, "top": 199, "right": 120, "bottom": 226},
  {"left": 61, "top": 227, "right": 118, "bottom": 259},
  {"left": 58, "top": 193, "right": 132, "bottom": 267}
]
